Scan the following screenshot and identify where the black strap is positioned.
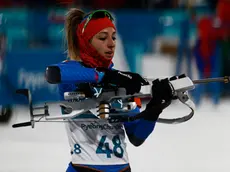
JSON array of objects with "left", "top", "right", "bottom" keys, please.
[
  {"left": 72, "top": 164, "right": 101, "bottom": 172},
  {"left": 72, "top": 164, "right": 131, "bottom": 172}
]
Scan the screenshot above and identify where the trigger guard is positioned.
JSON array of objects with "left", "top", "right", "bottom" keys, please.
[{"left": 157, "top": 91, "right": 196, "bottom": 124}]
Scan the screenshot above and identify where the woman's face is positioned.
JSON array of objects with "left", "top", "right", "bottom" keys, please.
[{"left": 91, "top": 27, "right": 116, "bottom": 59}]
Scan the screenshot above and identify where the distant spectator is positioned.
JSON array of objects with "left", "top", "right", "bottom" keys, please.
[
  {"left": 91, "top": 0, "right": 126, "bottom": 9},
  {"left": 150, "top": 0, "right": 175, "bottom": 9},
  {"left": 0, "top": 1, "right": 12, "bottom": 8},
  {"left": 55, "top": 0, "right": 76, "bottom": 7},
  {"left": 206, "top": 0, "right": 219, "bottom": 10}
]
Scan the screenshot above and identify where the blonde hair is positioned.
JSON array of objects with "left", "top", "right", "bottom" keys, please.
[{"left": 64, "top": 8, "right": 85, "bottom": 61}]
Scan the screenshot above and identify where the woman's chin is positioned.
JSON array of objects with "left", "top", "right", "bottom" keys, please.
[{"left": 104, "top": 55, "right": 113, "bottom": 59}]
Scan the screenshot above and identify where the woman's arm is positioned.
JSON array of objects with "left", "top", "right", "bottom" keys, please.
[
  {"left": 124, "top": 107, "right": 156, "bottom": 147},
  {"left": 46, "top": 60, "right": 105, "bottom": 84}
]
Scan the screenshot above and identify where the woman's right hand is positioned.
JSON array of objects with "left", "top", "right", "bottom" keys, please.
[
  {"left": 150, "top": 78, "right": 174, "bottom": 105},
  {"left": 98, "top": 68, "right": 149, "bottom": 95},
  {"left": 142, "top": 78, "right": 175, "bottom": 121}
]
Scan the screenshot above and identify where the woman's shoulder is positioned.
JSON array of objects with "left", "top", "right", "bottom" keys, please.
[
  {"left": 57, "top": 60, "right": 87, "bottom": 68},
  {"left": 60, "top": 60, "right": 82, "bottom": 65}
]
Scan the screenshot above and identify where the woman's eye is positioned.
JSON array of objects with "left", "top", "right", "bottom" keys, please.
[
  {"left": 112, "top": 37, "right": 116, "bottom": 40},
  {"left": 99, "top": 38, "right": 106, "bottom": 41}
]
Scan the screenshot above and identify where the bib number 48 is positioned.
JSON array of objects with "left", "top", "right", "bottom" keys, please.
[{"left": 96, "top": 135, "right": 124, "bottom": 158}]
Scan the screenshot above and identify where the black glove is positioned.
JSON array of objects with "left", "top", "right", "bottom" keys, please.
[
  {"left": 98, "top": 68, "right": 149, "bottom": 95},
  {"left": 141, "top": 78, "right": 174, "bottom": 121},
  {"left": 150, "top": 78, "right": 174, "bottom": 105}
]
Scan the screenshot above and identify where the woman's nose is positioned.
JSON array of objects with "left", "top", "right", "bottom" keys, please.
[{"left": 107, "top": 37, "right": 115, "bottom": 48}]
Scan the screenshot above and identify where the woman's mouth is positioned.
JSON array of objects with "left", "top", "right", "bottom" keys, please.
[{"left": 104, "top": 51, "right": 114, "bottom": 58}]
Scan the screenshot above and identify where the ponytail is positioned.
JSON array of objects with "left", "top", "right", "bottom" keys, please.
[{"left": 64, "top": 8, "right": 85, "bottom": 61}]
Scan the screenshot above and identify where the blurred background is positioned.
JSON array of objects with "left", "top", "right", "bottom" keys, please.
[
  {"left": 1, "top": 0, "right": 230, "bottom": 172},
  {"left": 1, "top": 0, "right": 229, "bottom": 117}
]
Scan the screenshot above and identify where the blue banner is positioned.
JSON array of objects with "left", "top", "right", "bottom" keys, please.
[{"left": 0, "top": 49, "right": 66, "bottom": 105}]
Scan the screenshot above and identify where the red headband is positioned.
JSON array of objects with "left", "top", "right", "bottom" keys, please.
[{"left": 76, "top": 17, "right": 116, "bottom": 68}]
